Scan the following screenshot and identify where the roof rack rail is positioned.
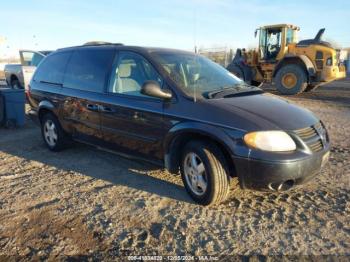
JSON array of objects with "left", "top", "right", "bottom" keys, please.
[{"left": 83, "top": 41, "right": 124, "bottom": 46}]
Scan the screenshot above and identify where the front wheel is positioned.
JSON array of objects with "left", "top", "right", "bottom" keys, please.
[
  {"left": 275, "top": 64, "right": 308, "bottom": 95},
  {"left": 180, "top": 140, "right": 230, "bottom": 205}
]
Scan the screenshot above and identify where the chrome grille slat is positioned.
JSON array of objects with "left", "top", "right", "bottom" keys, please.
[
  {"left": 294, "top": 122, "right": 326, "bottom": 153},
  {"left": 309, "top": 141, "right": 323, "bottom": 151}
]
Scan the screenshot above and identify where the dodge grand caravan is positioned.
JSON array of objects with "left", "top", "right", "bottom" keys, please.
[{"left": 28, "top": 43, "right": 330, "bottom": 205}]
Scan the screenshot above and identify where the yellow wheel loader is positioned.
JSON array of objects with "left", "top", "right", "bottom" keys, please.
[{"left": 227, "top": 24, "right": 346, "bottom": 95}]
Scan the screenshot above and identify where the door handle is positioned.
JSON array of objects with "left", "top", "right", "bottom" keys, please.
[
  {"left": 86, "top": 104, "right": 99, "bottom": 111},
  {"left": 99, "top": 106, "right": 115, "bottom": 113}
]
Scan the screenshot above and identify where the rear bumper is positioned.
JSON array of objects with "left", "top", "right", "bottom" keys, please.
[
  {"left": 234, "top": 148, "right": 330, "bottom": 191},
  {"left": 319, "top": 64, "right": 346, "bottom": 82}
]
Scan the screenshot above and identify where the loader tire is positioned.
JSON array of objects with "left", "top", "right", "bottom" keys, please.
[{"left": 275, "top": 65, "right": 308, "bottom": 95}]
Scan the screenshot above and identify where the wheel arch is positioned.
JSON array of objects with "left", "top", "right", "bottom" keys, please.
[
  {"left": 163, "top": 122, "right": 237, "bottom": 177},
  {"left": 38, "top": 100, "right": 56, "bottom": 123},
  {"left": 273, "top": 55, "right": 316, "bottom": 81}
]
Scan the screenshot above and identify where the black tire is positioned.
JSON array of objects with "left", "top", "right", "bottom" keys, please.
[
  {"left": 275, "top": 64, "right": 308, "bottom": 95},
  {"left": 180, "top": 140, "right": 230, "bottom": 205},
  {"left": 41, "top": 113, "right": 69, "bottom": 151},
  {"left": 11, "top": 78, "right": 23, "bottom": 89}
]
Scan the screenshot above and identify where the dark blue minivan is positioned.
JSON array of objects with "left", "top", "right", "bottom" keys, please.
[{"left": 28, "top": 43, "right": 330, "bottom": 205}]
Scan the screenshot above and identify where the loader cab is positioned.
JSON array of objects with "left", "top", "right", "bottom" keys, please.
[{"left": 257, "top": 24, "right": 299, "bottom": 62}]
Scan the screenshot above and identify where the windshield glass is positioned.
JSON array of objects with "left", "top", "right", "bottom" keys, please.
[{"left": 153, "top": 52, "right": 244, "bottom": 98}]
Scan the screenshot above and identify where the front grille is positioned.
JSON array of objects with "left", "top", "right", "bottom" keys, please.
[
  {"left": 308, "top": 140, "right": 323, "bottom": 152},
  {"left": 294, "top": 122, "right": 327, "bottom": 152},
  {"left": 315, "top": 51, "right": 324, "bottom": 69},
  {"left": 294, "top": 125, "right": 318, "bottom": 140},
  {"left": 315, "top": 60, "right": 323, "bottom": 69},
  {"left": 316, "top": 51, "right": 323, "bottom": 59}
]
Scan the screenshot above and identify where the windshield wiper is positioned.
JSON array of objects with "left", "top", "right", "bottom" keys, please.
[
  {"left": 207, "top": 83, "right": 259, "bottom": 99},
  {"left": 207, "top": 86, "right": 235, "bottom": 99}
]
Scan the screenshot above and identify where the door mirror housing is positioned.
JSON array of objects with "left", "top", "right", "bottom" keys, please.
[{"left": 141, "top": 81, "right": 172, "bottom": 100}]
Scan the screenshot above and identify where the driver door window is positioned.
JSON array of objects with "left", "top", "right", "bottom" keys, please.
[
  {"left": 109, "top": 52, "right": 162, "bottom": 97},
  {"left": 259, "top": 29, "right": 267, "bottom": 60},
  {"left": 266, "top": 29, "right": 282, "bottom": 60}
]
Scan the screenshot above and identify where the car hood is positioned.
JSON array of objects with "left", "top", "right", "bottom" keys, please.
[{"left": 204, "top": 92, "right": 319, "bottom": 131}]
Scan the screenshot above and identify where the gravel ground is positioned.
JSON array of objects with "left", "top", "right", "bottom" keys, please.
[{"left": 0, "top": 80, "right": 349, "bottom": 260}]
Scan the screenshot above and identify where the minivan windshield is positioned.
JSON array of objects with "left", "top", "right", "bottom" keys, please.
[{"left": 153, "top": 52, "right": 258, "bottom": 98}]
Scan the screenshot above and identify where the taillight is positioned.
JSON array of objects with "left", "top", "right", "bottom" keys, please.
[{"left": 26, "top": 86, "right": 31, "bottom": 101}]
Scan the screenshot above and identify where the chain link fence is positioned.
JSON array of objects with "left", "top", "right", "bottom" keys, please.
[{"left": 198, "top": 47, "right": 235, "bottom": 67}]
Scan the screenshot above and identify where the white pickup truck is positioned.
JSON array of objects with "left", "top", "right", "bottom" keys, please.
[{"left": 4, "top": 50, "right": 52, "bottom": 90}]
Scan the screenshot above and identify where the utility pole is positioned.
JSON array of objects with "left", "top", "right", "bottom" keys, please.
[{"left": 0, "top": 36, "right": 7, "bottom": 63}]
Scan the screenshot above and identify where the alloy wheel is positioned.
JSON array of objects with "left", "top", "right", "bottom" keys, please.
[
  {"left": 44, "top": 120, "right": 58, "bottom": 147},
  {"left": 183, "top": 152, "right": 208, "bottom": 196}
]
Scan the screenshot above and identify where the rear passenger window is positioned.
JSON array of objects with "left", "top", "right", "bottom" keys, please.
[
  {"left": 34, "top": 52, "right": 71, "bottom": 84},
  {"left": 64, "top": 48, "right": 115, "bottom": 93}
]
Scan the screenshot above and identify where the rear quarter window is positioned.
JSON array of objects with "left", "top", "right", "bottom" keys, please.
[
  {"left": 63, "top": 48, "right": 116, "bottom": 93},
  {"left": 34, "top": 51, "right": 71, "bottom": 84}
]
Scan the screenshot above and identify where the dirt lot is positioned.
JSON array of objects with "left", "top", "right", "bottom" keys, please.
[{"left": 0, "top": 81, "right": 349, "bottom": 260}]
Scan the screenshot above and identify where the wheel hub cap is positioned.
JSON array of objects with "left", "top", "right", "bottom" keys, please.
[
  {"left": 183, "top": 152, "right": 207, "bottom": 196},
  {"left": 44, "top": 120, "right": 58, "bottom": 147},
  {"left": 282, "top": 73, "right": 297, "bottom": 89}
]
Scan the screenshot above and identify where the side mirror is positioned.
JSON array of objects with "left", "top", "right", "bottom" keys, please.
[
  {"left": 141, "top": 80, "right": 172, "bottom": 100},
  {"left": 254, "top": 29, "right": 258, "bottom": 38}
]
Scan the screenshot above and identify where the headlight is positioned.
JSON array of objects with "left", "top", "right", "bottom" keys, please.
[
  {"left": 244, "top": 131, "right": 296, "bottom": 152},
  {"left": 326, "top": 57, "right": 332, "bottom": 66}
]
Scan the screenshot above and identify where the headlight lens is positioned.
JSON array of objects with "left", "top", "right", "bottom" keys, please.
[
  {"left": 326, "top": 57, "right": 332, "bottom": 66},
  {"left": 244, "top": 131, "right": 296, "bottom": 152}
]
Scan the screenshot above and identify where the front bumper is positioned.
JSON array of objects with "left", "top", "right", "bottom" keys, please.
[{"left": 234, "top": 148, "right": 330, "bottom": 191}]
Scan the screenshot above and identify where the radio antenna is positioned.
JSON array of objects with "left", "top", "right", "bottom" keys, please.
[{"left": 193, "top": 3, "right": 198, "bottom": 102}]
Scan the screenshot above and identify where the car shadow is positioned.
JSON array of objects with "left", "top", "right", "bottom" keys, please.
[{"left": 0, "top": 121, "right": 194, "bottom": 204}]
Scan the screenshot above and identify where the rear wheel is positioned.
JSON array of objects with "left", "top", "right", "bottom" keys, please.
[
  {"left": 41, "top": 113, "right": 69, "bottom": 151},
  {"left": 275, "top": 65, "right": 308, "bottom": 95},
  {"left": 180, "top": 140, "right": 230, "bottom": 205}
]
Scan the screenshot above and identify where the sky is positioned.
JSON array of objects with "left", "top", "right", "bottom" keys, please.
[{"left": 0, "top": 0, "right": 349, "bottom": 59}]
